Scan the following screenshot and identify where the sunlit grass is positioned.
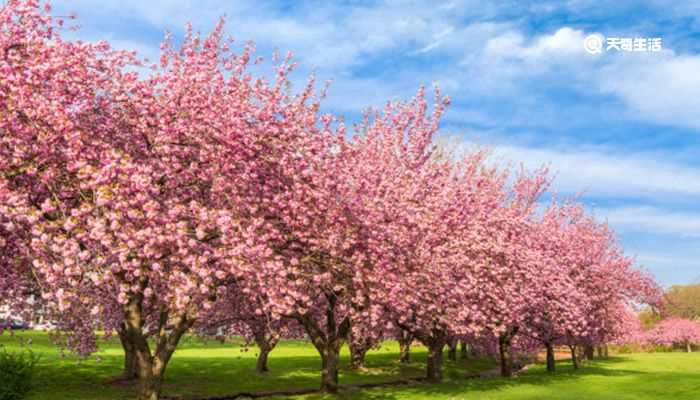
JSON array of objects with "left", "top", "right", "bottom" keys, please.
[
  {"left": 2, "top": 331, "right": 698, "bottom": 400},
  {"left": 0, "top": 331, "right": 493, "bottom": 399},
  {"left": 299, "top": 352, "right": 700, "bottom": 400}
]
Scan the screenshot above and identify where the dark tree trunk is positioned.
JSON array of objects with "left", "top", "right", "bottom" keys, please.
[
  {"left": 398, "top": 330, "right": 413, "bottom": 363},
  {"left": 256, "top": 347, "right": 271, "bottom": 373},
  {"left": 459, "top": 340, "right": 469, "bottom": 360},
  {"left": 447, "top": 338, "right": 457, "bottom": 362},
  {"left": 499, "top": 332, "right": 514, "bottom": 378},
  {"left": 306, "top": 337, "right": 342, "bottom": 393},
  {"left": 426, "top": 340, "right": 445, "bottom": 382},
  {"left": 118, "top": 325, "right": 138, "bottom": 380},
  {"left": 124, "top": 291, "right": 192, "bottom": 400},
  {"left": 545, "top": 342, "right": 556, "bottom": 373},
  {"left": 400, "top": 327, "right": 446, "bottom": 382},
  {"left": 319, "top": 341, "right": 341, "bottom": 393},
  {"left": 254, "top": 332, "right": 278, "bottom": 374},
  {"left": 299, "top": 292, "right": 350, "bottom": 394},
  {"left": 569, "top": 345, "right": 579, "bottom": 369},
  {"left": 602, "top": 344, "right": 608, "bottom": 358},
  {"left": 583, "top": 344, "right": 594, "bottom": 360},
  {"left": 131, "top": 320, "right": 190, "bottom": 400}
]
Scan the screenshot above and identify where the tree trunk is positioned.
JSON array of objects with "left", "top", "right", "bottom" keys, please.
[
  {"left": 131, "top": 331, "right": 182, "bottom": 400},
  {"left": 320, "top": 341, "right": 341, "bottom": 393},
  {"left": 307, "top": 335, "right": 343, "bottom": 393},
  {"left": 349, "top": 343, "right": 368, "bottom": 369},
  {"left": 347, "top": 324, "right": 371, "bottom": 370},
  {"left": 426, "top": 341, "right": 445, "bottom": 382},
  {"left": 299, "top": 293, "right": 350, "bottom": 394},
  {"left": 124, "top": 290, "right": 192, "bottom": 400},
  {"left": 135, "top": 366, "right": 163, "bottom": 400},
  {"left": 499, "top": 333, "right": 514, "bottom": 378},
  {"left": 583, "top": 344, "right": 594, "bottom": 360},
  {"left": 256, "top": 347, "right": 271, "bottom": 373},
  {"left": 459, "top": 340, "right": 468, "bottom": 360},
  {"left": 602, "top": 344, "right": 608, "bottom": 358},
  {"left": 596, "top": 345, "right": 603, "bottom": 358},
  {"left": 569, "top": 345, "right": 579, "bottom": 370},
  {"left": 254, "top": 332, "right": 278, "bottom": 373},
  {"left": 131, "top": 323, "right": 189, "bottom": 400},
  {"left": 687, "top": 341, "right": 693, "bottom": 353},
  {"left": 545, "top": 342, "right": 556, "bottom": 373},
  {"left": 118, "top": 325, "right": 138, "bottom": 380},
  {"left": 447, "top": 338, "right": 457, "bottom": 362},
  {"left": 398, "top": 331, "right": 413, "bottom": 363}
]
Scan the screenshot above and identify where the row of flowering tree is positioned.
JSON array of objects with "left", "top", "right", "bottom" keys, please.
[
  {"left": 637, "top": 318, "right": 700, "bottom": 352},
  {"left": 0, "top": 2, "right": 662, "bottom": 400}
]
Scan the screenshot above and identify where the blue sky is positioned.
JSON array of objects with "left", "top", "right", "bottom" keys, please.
[{"left": 52, "top": 0, "right": 700, "bottom": 286}]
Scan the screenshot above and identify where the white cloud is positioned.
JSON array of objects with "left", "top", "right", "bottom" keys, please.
[
  {"left": 457, "top": 26, "right": 700, "bottom": 129},
  {"left": 599, "top": 54, "right": 700, "bottom": 128},
  {"left": 598, "top": 206, "right": 700, "bottom": 237},
  {"left": 488, "top": 144, "right": 700, "bottom": 199},
  {"left": 483, "top": 27, "right": 588, "bottom": 61},
  {"left": 55, "top": 0, "right": 493, "bottom": 72},
  {"left": 53, "top": 1, "right": 700, "bottom": 129},
  {"left": 450, "top": 27, "right": 604, "bottom": 96},
  {"left": 414, "top": 26, "right": 456, "bottom": 54}
]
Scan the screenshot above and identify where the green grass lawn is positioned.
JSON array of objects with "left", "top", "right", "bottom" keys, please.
[
  {"left": 299, "top": 352, "right": 700, "bottom": 400},
  {"left": 1, "top": 331, "right": 698, "bottom": 400}
]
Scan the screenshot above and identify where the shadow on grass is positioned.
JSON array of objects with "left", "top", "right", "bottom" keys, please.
[
  {"left": 307, "top": 357, "right": 652, "bottom": 400},
  {"left": 35, "top": 350, "right": 630, "bottom": 400},
  {"left": 32, "top": 348, "right": 494, "bottom": 399},
  {"left": 162, "top": 355, "right": 640, "bottom": 400},
  {"left": 162, "top": 352, "right": 458, "bottom": 398}
]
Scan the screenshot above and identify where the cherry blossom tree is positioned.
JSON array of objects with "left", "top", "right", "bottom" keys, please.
[
  {"left": 196, "top": 279, "right": 304, "bottom": 374},
  {"left": 1, "top": 2, "right": 335, "bottom": 398},
  {"left": 464, "top": 168, "right": 551, "bottom": 378},
  {"left": 375, "top": 146, "right": 551, "bottom": 380},
  {"left": 0, "top": 0, "right": 137, "bottom": 354},
  {"left": 376, "top": 152, "right": 493, "bottom": 382},
  {"left": 520, "top": 202, "right": 660, "bottom": 373},
  {"left": 605, "top": 303, "right": 645, "bottom": 351},
  {"left": 0, "top": 195, "right": 38, "bottom": 328},
  {"left": 644, "top": 317, "right": 700, "bottom": 352},
  {"left": 246, "top": 86, "right": 453, "bottom": 391}
]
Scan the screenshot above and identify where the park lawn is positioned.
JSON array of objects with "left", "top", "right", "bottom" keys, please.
[
  {"left": 1, "top": 332, "right": 699, "bottom": 400},
  {"left": 298, "top": 352, "right": 700, "bottom": 400},
  {"left": 0, "top": 331, "right": 494, "bottom": 399}
]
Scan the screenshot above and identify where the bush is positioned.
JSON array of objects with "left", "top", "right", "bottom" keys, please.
[{"left": 0, "top": 347, "right": 40, "bottom": 400}]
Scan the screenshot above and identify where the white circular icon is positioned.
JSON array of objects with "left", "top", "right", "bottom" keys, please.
[{"left": 583, "top": 34, "right": 604, "bottom": 54}]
